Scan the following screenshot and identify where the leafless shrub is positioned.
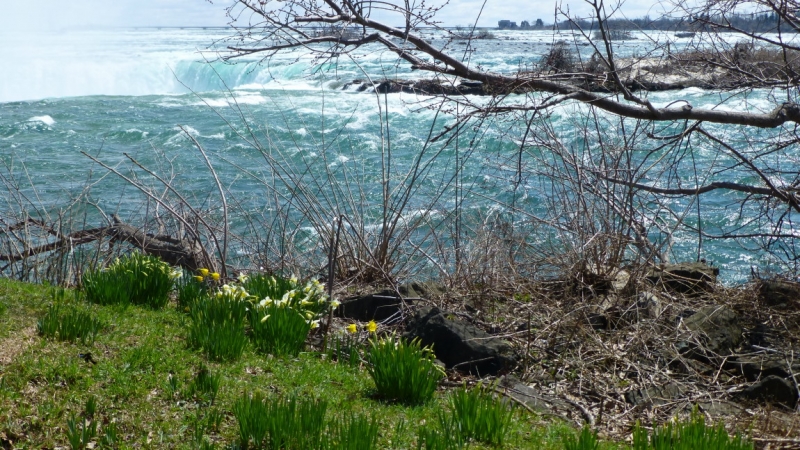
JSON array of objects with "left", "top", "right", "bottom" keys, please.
[{"left": 539, "top": 41, "right": 576, "bottom": 73}]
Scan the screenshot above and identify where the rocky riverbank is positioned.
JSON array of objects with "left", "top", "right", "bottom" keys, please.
[
  {"left": 343, "top": 47, "right": 795, "bottom": 95},
  {"left": 335, "top": 263, "right": 800, "bottom": 441}
]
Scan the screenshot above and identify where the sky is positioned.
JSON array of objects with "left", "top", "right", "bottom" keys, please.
[{"left": 0, "top": 0, "right": 667, "bottom": 31}]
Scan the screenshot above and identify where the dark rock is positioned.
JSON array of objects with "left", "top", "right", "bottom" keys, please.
[
  {"left": 745, "top": 323, "right": 774, "bottom": 348},
  {"left": 586, "top": 311, "right": 609, "bottom": 330},
  {"left": 624, "top": 382, "right": 686, "bottom": 407},
  {"left": 759, "top": 279, "right": 800, "bottom": 308},
  {"left": 404, "top": 306, "right": 517, "bottom": 376},
  {"left": 727, "top": 355, "right": 800, "bottom": 382},
  {"left": 647, "top": 262, "right": 719, "bottom": 295},
  {"left": 457, "top": 81, "right": 484, "bottom": 95},
  {"left": 679, "top": 305, "right": 742, "bottom": 359},
  {"left": 336, "top": 290, "right": 410, "bottom": 322},
  {"left": 736, "top": 375, "right": 798, "bottom": 408}
]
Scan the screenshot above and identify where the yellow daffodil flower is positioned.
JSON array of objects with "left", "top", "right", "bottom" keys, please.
[
  {"left": 198, "top": 268, "right": 209, "bottom": 277},
  {"left": 194, "top": 275, "right": 204, "bottom": 282},
  {"left": 366, "top": 320, "right": 378, "bottom": 333},
  {"left": 211, "top": 272, "right": 220, "bottom": 281},
  {"left": 346, "top": 324, "right": 357, "bottom": 334}
]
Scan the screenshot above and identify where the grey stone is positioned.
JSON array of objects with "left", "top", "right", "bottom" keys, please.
[
  {"left": 679, "top": 305, "right": 742, "bottom": 358},
  {"left": 404, "top": 307, "right": 517, "bottom": 376},
  {"left": 624, "top": 382, "right": 686, "bottom": 407},
  {"left": 497, "top": 375, "right": 572, "bottom": 414},
  {"left": 737, "top": 375, "right": 798, "bottom": 408},
  {"left": 647, "top": 262, "right": 719, "bottom": 295},
  {"left": 621, "top": 292, "right": 662, "bottom": 324}
]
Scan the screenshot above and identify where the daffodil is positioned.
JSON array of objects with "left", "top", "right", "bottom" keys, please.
[
  {"left": 366, "top": 320, "right": 378, "bottom": 333},
  {"left": 310, "top": 319, "right": 320, "bottom": 329},
  {"left": 211, "top": 272, "right": 220, "bottom": 281},
  {"left": 198, "top": 268, "right": 209, "bottom": 276},
  {"left": 194, "top": 275, "right": 204, "bottom": 282},
  {"left": 346, "top": 323, "right": 357, "bottom": 334},
  {"left": 330, "top": 299, "right": 341, "bottom": 309},
  {"left": 260, "top": 314, "right": 271, "bottom": 323},
  {"left": 237, "top": 272, "right": 249, "bottom": 283}
]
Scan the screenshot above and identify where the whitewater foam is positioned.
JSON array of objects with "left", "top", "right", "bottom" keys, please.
[{"left": 28, "top": 115, "right": 55, "bottom": 126}]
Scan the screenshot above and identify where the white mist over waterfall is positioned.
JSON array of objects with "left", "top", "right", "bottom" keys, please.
[{"left": 0, "top": 28, "right": 291, "bottom": 102}]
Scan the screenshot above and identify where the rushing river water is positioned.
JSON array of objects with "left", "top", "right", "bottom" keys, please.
[{"left": 0, "top": 27, "right": 797, "bottom": 282}]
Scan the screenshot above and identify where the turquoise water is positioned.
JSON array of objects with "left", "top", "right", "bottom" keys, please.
[{"left": 1, "top": 28, "right": 797, "bottom": 282}]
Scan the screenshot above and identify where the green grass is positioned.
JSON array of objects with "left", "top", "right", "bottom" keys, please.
[
  {"left": 0, "top": 277, "right": 745, "bottom": 450},
  {"left": 367, "top": 335, "right": 444, "bottom": 405},
  {"left": 37, "top": 303, "right": 103, "bottom": 345},
  {"left": 83, "top": 252, "right": 173, "bottom": 309},
  {"left": 249, "top": 303, "right": 312, "bottom": 357},
  {"left": 187, "top": 291, "right": 249, "bottom": 361}
]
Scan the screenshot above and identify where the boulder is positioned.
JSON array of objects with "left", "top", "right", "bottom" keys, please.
[
  {"left": 759, "top": 279, "right": 800, "bottom": 308},
  {"left": 678, "top": 306, "right": 742, "bottom": 359},
  {"left": 404, "top": 307, "right": 517, "bottom": 376},
  {"left": 336, "top": 290, "right": 409, "bottom": 322},
  {"left": 736, "top": 375, "right": 798, "bottom": 408},
  {"left": 647, "top": 262, "right": 719, "bottom": 295},
  {"left": 727, "top": 355, "right": 800, "bottom": 382}
]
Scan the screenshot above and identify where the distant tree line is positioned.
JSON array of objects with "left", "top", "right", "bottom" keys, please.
[{"left": 497, "top": 12, "right": 791, "bottom": 33}]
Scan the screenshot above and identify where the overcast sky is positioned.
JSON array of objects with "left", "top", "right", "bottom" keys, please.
[{"left": 0, "top": 0, "right": 668, "bottom": 31}]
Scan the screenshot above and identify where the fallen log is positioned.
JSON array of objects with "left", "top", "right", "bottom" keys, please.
[{"left": 0, "top": 216, "right": 210, "bottom": 272}]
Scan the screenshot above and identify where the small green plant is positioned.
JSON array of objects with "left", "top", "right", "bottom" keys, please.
[
  {"left": 444, "top": 383, "right": 514, "bottom": 447},
  {"left": 167, "top": 373, "right": 180, "bottom": 399},
  {"left": 65, "top": 412, "right": 97, "bottom": 450},
  {"left": 83, "top": 253, "right": 173, "bottom": 309},
  {"left": 367, "top": 335, "right": 444, "bottom": 405},
  {"left": 185, "top": 365, "right": 221, "bottom": 405},
  {"left": 328, "top": 334, "right": 363, "bottom": 367},
  {"left": 177, "top": 271, "right": 209, "bottom": 312},
  {"left": 232, "top": 392, "right": 328, "bottom": 450},
  {"left": 82, "top": 269, "right": 131, "bottom": 308},
  {"left": 562, "top": 425, "right": 599, "bottom": 450},
  {"left": 249, "top": 303, "right": 312, "bottom": 357},
  {"left": 84, "top": 395, "right": 97, "bottom": 419},
  {"left": 100, "top": 422, "right": 118, "bottom": 449},
  {"left": 325, "top": 413, "right": 380, "bottom": 450},
  {"left": 206, "top": 408, "right": 224, "bottom": 432},
  {"left": 187, "top": 287, "right": 248, "bottom": 361},
  {"left": 37, "top": 304, "right": 102, "bottom": 345},
  {"left": 632, "top": 409, "right": 753, "bottom": 450},
  {"left": 416, "top": 425, "right": 464, "bottom": 450}
]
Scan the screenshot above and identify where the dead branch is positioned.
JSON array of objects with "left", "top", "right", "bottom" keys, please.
[{"left": 0, "top": 215, "right": 208, "bottom": 271}]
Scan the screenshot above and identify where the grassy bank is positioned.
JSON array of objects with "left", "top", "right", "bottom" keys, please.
[{"left": 0, "top": 277, "right": 599, "bottom": 449}]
